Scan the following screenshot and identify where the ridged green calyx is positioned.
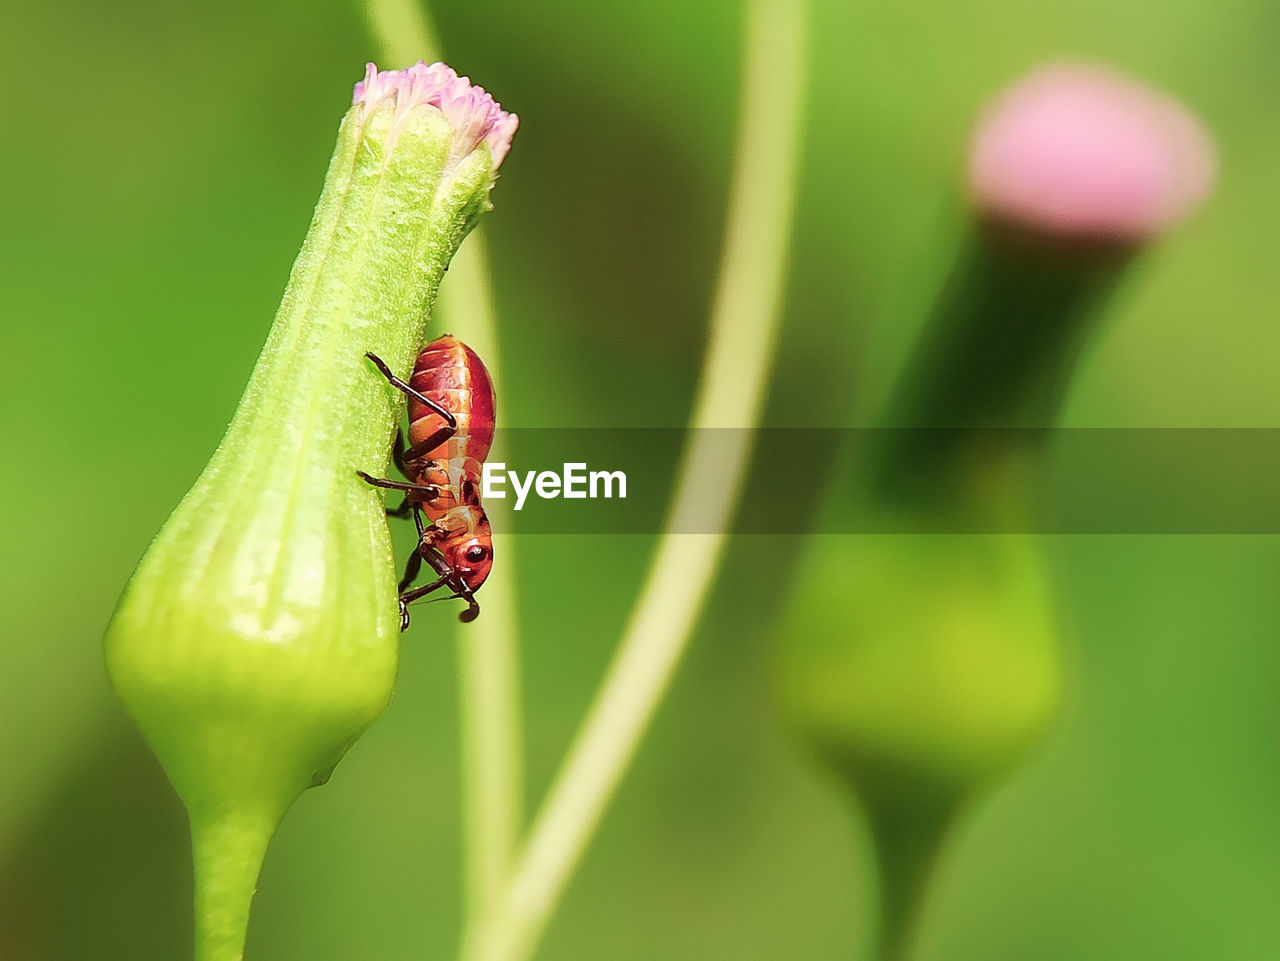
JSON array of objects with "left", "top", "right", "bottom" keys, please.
[{"left": 104, "top": 61, "right": 517, "bottom": 961}]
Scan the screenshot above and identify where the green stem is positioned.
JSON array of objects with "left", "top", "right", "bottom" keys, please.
[
  {"left": 860, "top": 787, "right": 955, "bottom": 961},
  {"left": 436, "top": 161, "right": 526, "bottom": 941},
  {"left": 191, "top": 807, "right": 279, "bottom": 961},
  {"left": 361, "top": 0, "right": 527, "bottom": 925},
  {"left": 891, "top": 227, "right": 1125, "bottom": 429},
  {"left": 363, "top": 0, "right": 441, "bottom": 65},
  {"left": 458, "top": 1, "right": 808, "bottom": 959},
  {"left": 453, "top": 434, "right": 526, "bottom": 922}
]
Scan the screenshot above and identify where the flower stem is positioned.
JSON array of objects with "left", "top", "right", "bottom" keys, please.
[
  {"left": 362, "top": 0, "right": 441, "bottom": 65},
  {"left": 361, "top": 0, "right": 526, "bottom": 925},
  {"left": 867, "top": 227, "right": 1127, "bottom": 519},
  {"left": 859, "top": 784, "right": 956, "bottom": 961},
  {"left": 445, "top": 240, "right": 526, "bottom": 923},
  {"left": 191, "top": 806, "right": 278, "bottom": 961},
  {"left": 458, "top": 1, "right": 808, "bottom": 959}
]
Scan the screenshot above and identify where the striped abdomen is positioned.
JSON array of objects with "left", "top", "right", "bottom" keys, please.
[{"left": 407, "top": 334, "right": 496, "bottom": 465}]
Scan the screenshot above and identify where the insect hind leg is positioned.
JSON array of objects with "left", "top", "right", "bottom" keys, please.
[
  {"left": 402, "top": 425, "right": 456, "bottom": 462},
  {"left": 365, "top": 352, "right": 457, "bottom": 429}
]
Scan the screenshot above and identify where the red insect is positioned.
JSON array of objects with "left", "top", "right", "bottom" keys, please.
[{"left": 358, "top": 335, "right": 496, "bottom": 627}]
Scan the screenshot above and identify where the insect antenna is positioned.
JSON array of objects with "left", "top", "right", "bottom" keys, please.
[{"left": 412, "top": 592, "right": 465, "bottom": 604}]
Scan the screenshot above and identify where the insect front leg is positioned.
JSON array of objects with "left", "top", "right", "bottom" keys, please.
[
  {"left": 397, "top": 545, "right": 456, "bottom": 630},
  {"left": 400, "top": 576, "right": 451, "bottom": 606},
  {"left": 397, "top": 548, "right": 424, "bottom": 594}
]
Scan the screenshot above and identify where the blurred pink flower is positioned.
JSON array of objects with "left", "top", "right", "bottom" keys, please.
[
  {"left": 969, "top": 63, "right": 1215, "bottom": 241},
  {"left": 354, "top": 61, "right": 519, "bottom": 173}
]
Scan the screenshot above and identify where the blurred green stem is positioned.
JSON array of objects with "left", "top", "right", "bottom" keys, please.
[
  {"left": 363, "top": 0, "right": 526, "bottom": 925},
  {"left": 458, "top": 1, "right": 808, "bottom": 959},
  {"left": 873, "top": 228, "right": 1126, "bottom": 506},
  {"left": 443, "top": 243, "right": 526, "bottom": 920},
  {"left": 859, "top": 785, "right": 956, "bottom": 961},
  {"left": 888, "top": 229, "right": 1121, "bottom": 430}
]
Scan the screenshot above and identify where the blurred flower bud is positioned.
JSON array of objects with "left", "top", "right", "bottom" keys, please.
[
  {"left": 780, "top": 530, "right": 1061, "bottom": 957},
  {"left": 104, "top": 62, "right": 516, "bottom": 961},
  {"left": 777, "top": 62, "right": 1214, "bottom": 960},
  {"left": 969, "top": 62, "right": 1215, "bottom": 244}
]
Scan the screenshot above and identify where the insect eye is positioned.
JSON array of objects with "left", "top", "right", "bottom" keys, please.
[{"left": 465, "top": 545, "right": 488, "bottom": 564}]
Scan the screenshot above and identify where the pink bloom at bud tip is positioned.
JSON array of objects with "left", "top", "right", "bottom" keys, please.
[
  {"left": 354, "top": 61, "right": 519, "bottom": 174},
  {"left": 968, "top": 63, "right": 1216, "bottom": 242}
]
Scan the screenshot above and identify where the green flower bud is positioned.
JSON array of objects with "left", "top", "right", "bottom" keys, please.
[
  {"left": 780, "top": 529, "right": 1061, "bottom": 957},
  {"left": 782, "top": 532, "right": 1061, "bottom": 791},
  {"left": 104, "top": 62, "right": 517, "bottom": 961}
]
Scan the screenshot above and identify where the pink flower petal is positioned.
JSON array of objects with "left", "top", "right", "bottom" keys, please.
[
  {"left": 969, "top": 63, "right": 1215, "bottom": 241},
  {"left": 353, "top": 61, "right": 519, "bottom": 175}
]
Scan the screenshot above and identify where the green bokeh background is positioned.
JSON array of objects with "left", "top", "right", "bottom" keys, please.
[{"left": 1, "top": 0, "right": 1276, "bottom": 959}]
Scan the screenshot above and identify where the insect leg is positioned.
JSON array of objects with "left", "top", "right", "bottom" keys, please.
[
  {"left": 398, "top": 544, "right": 480, "bottom": 623},
  {"left": 356, "top": 471, "right": 441, "bottom": 499},
  {"left": 399, "top": 577, "right": 480, "bottom": 624},
  {"left": 400, "top": 576, "right": 451, "bottom": 605},
  {"left": 397, "top": 549, "right": 424, "bottom": 593},
  {"left": 367, "top": 355, "right": 457, "bottom": 461},
  {"left": 402, "top": 425, "right": 457, "bottom": 462},
  {"left": 392, "top": 430, "right": 409, "bottom": 477},
  {"left": 397, "top": 541, "right": 450, "bottom": 630},
  {"left": 365, "top": 353, "right": 457, "bottom": 429},
  {"left": 386, "top": 439, "right": 418, "bottom": 518}
]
